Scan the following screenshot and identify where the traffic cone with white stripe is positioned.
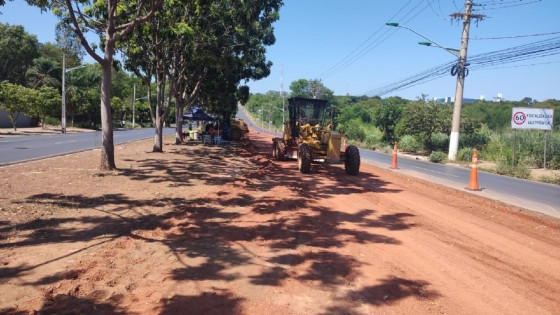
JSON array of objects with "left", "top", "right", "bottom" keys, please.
[
  {"left": 466, "top": 149, "right": 481, "bottom": 191},
  {"left": 390, "top": 141, "right": 399, "bottom": 169}
]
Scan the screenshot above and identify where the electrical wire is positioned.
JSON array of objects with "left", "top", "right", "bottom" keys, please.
[
  {"left": 473, "top": 0, "right": 542, "bottom": 11},
  {"left": 471, "top": 31, "right": 560, "bottom": 40},
  {"left": 363, "top": 36, "right": 560, "bottom": 96},
  {"left": 319, "top": 0, "right": 436, "bottom": 80}
]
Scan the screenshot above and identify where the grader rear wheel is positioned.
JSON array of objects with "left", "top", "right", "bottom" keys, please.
[
  {"left": 344, "top": 145, "right": 360, "bottom": 175},
  {"left": 230, "top": 125, "right": 242, "bottom": 141},
  {"left": 272, "top": 140, "right": 278, "bottom": 159},
  {"left": 276, "top": 140, "right": 286, "bottom": 161},
  {"left": 297, "top": 143, "right": 312, "bottom": 173}
]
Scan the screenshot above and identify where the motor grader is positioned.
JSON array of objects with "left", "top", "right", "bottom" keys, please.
[{"left": 271, "top": 97, "right": 360, "bottom": 175}]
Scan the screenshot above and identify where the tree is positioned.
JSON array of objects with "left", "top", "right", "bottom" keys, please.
[
  {"left": 122, "top": 0, "right": 283, "bottom": 148},
  {"left": 372, "top": 101, "right": 403, "bottom": 144},
  {"left": 28, "top": 85, "right": 61, "bottom": 127},
  {"left": 396, "top": 100, "right": 450, "bottom": 152},
  {"left": 0, "top": 23, "right": 40, "bottom": 85},
  {"left": 66, "top": 64, "right": 101, "bottom": 128},
  {"left": 26, "top": 57, "right": 60, "bottom": 89},
  {"left": 289, "top": 79, "right": 334, "bottom": 102},
  {"left": 0, "top": 81, "right": 33, "bottom": 130},
  {"left": 28, "top": 0, "right": 164, "bottom": 170}
]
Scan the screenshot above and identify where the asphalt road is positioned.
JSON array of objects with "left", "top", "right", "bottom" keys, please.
[
  {"left": 236, "top": 108, "right": 560, "bottom": 219},
  {"left": 0, "top": 128, "right": 174, "bottom": 166}
]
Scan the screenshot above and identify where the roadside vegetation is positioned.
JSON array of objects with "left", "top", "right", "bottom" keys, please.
[
  {"left": 1, "top": 0, "right": 283, "bottom": 170},
  {"left": 244, "top": 79, "right": 560, "bottom": 184}
]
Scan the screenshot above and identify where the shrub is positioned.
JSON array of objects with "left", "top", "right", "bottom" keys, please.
[
  {"left": 429, "top": 132, "right": 449, "bottom": 152},
  {"left": 457, "top": 147, "right": 474, "bottom": 162},
  {"left": 363, "top": 128, "right": 384, "bottom": 150},
  {"left": 538, "top": 174, "right": 560, "bottom": 185},
  {"left": 429, "top": 151, "right": 447, "bottom": 163},
  {"left": 42, "top": 116, "right": 60, "bottom": 127},
  {"left": 495, "top": 161, "right": 531, "bottom": 179},
  {"left": 345, "top": 121, "right": 366, "bottom": 142},
  {"left": 399, "top": 135, "right": 421, "bottom": 153},
  {"left": 381, "top": 144, "right": 393, "bottom": 154},
  {"left": 460, "top": 132, "right": 489, "bottom": 149}
]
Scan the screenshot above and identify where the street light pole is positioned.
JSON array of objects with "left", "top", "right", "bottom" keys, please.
[
  {"left": 132, "top": 83, "right": 136, "bottom": 128},
  {"left": 448, "top": 0, "right": 481, "bottom": 161},
  {"left": 386, "top": 0, "right": 483, "bottom": 161},
  {"left": 62, "top": 54, "right": 85, "bottom": 134},
  {"left": 62, "top": 54, "right": 66, "bottom": 134}
]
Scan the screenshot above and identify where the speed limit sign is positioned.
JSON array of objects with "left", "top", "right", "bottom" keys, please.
[
  {"left": 513, "top": 112, "right": 526, "bottom": 125},
  {"left": 511, "top": 107, "right": 554, "bottom": 130}
]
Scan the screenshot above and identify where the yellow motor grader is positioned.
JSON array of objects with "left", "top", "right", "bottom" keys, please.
[{"left": 272, "top": 97, "right": 360, "bottom": 175}]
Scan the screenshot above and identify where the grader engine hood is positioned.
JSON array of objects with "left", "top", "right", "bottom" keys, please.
[{"left": 298, "top": 123, "right": 341, "bottom": 162}]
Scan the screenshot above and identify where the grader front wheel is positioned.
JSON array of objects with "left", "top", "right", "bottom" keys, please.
[
  {"left": 297, "top": 143, "right": 312, "bottom": 173},
  {"left": 344, "top": 145, "right": 360, "bottom": 175}
]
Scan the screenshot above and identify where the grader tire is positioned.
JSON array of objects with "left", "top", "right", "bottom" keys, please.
[
  {"left": 230, "top": 125, "right": 242, "bottom": 141},
  {"left": 298, "top": 143, "right": 312, "bottom": 174},
  {"left": 344, "top": 145, "right": 360, "bottom": 175},
  {"left": 272, "top": 139, "right": 278, "bottom": 159},
  {"left": 276, "top": 140, "right": 286, "bottom": 161}
]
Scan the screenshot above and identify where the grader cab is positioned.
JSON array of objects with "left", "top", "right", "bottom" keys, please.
[{"left": 271, "top": 97, "right": 360, "bottom": 175}]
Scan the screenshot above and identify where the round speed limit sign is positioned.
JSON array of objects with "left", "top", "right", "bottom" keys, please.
[{"left": 513, "top": 112, "right": 526, "bottom": 125}]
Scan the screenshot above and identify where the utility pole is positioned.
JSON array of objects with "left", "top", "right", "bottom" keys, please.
[
  {"left": 61, "top": 54, "right": 67, "bottom": 134},
  {"left": 448, "top": 0, "right": 485, "bottom": 161},
  {"left": 281, "top": 64, "right": 285, "bottom": 124},
  {"left": 132, "top": 83, "right": 136, "bottom": 128}
]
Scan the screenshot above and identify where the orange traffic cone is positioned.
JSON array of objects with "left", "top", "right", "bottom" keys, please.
[
  {"left": 466, "top": 149, "right": 481, "bottom": 191},
  {"left": 343, "top": 137, "right": 347, "bottom": 152},
  {"left": 390, "top": 141, "right": 399, "bottom": 169}
]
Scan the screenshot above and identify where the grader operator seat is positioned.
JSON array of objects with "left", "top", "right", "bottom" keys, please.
[{"left": 288, "top": 97, "right": 331, "bottom": 139}]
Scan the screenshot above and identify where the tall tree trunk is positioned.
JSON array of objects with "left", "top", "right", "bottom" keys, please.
[
  {"left": 152, "top": 71, "right": 165, "bottom": 152},
  {"left": 99, "top": 46, "right": 116, "bottom": 170},
  {"left": 175, "top": 103, "right": 183, "bottom": 144}
]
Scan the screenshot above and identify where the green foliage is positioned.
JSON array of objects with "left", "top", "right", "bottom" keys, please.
[
  {"left": 0, "top": 23, "right": 40, "bottom": 85},
  {"left": 429, "top": 132, "right": 449, "bottom": 152},
  {"left": 372, "top": 101, "right": 402, "bottom": 143},
  {"left": 537, "top": 174, "right": 560, "bottom": 185},
  {"left": 245, "top": 91, "right": 284, "bottom": 129},
  {"left": 495, "top": 161, "right": 531, "bottom": 179},
  {"left": 457, "top": 147, "right": 474, "bottom": 162},
  {"left": 459, "top": 132, "right": 489, "bottom": 150},
  {"left": 429, "top": 151, "right": 447, "bottom": 163},
  {"left": 362, "top": 125, "right": 384, "bottom": 150},
  {"left": 399, "top": 135, "right": 421, "bottom": 153},
  {"left": 396, "top": 101, "right": 449, "bottom": 151},
  {"left": 32, "top": 86, "right": 61, "bottom": 124},
  {"left": 0, "top": 81, "right": 33, "bottom": 129},
  {"left": 43, "top": 116, "right": 61, "bottom": 127},
  {"left": 289, "top": 79, "right": 334, "bottom": 102},
  {"left": 345, "top": 119, "right": 366, "bottom": 142}
]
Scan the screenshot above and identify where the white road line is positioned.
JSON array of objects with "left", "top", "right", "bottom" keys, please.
[
  {"left": 54, "top": 140, "right": 78, "bottom": 145},
  {"left": 411, "top": 165, "right": 459, "bottom": 178}
]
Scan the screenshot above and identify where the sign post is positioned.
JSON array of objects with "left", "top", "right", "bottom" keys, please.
[{"left": 511, "top": 107, "right": 554, "bottom": 168}]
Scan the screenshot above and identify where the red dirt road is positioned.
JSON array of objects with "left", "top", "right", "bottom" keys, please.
[{"left": 1, "top": 130, "right": 559, "bottom": 314}]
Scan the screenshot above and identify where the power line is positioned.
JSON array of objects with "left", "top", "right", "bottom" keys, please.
[
  {"left": 473, "top": 0, "right": 542, "bottom": 11},
  {"left": 319, "top": 0, "right": 436, "bottom": 80},
  {"left": 362, "top": 36, "right": 560, "bottom": 96},
  {"left": 471, "top": 31, "right": 560, "bottom": 40}
]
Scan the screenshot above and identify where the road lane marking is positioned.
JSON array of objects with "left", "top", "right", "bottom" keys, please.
[
  {"left": 411, "top": 165, "right": 459, "bottom": 178},
  {"left": 54, "top": 140, "right": 78, "bottom": 145}
]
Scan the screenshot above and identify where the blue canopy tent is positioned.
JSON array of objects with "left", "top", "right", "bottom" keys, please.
[{"left": 182, "top": 107, "right": 219, "bottom": 121}]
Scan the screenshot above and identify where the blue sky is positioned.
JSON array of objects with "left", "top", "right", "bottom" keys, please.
[{"left": 1, "top": 0, "right": 559, "bottom": 101}]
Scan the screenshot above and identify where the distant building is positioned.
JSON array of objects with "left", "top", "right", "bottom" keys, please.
[{"left": 433, "top": 93, "right": 503, "bottom": 104}]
